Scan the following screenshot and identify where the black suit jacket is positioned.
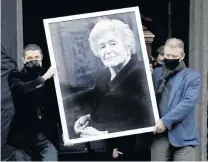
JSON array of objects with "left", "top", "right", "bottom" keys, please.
[{"left": 7, "top": 67, "right": 60, "bottom": 149}]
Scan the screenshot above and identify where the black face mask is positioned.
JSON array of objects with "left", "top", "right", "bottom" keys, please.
[
  {"left": 25, "top": 60, "right": 42, "bottom": 75},
  {"left": 164, "top": 58, "right": 180, "bottom": 70}
]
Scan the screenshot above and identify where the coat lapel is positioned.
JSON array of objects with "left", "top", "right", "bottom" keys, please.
[
  {"left": 154, "top": 68, "right": 163, "bottom": 91},
  {"left": 168, "top": 69, "right": 186, "bottom": 108}
]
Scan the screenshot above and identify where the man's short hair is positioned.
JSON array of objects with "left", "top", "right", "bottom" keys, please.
[
  {"left": 156, "top": 45, "right": 164, "bottom": 56},
  {"left": 164, "top": 38, "right": 185, "bottom": 54},
  {"left": 88, "top": 18, "right": 136, "bottom": 57},
  {"left": 23, "top": 44, "right": 43, "bottom": 57}
]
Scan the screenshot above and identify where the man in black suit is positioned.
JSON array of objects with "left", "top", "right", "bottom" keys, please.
[
  {"left": 73, "top": 19, "right": 155, "bottom": 160},
  {"left": 7, "top": 44, "right": 59, "bottom": 161}
]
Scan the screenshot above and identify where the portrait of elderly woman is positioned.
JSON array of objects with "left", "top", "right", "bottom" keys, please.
[{"left": 73, "top": 18, "right": 155, "bottom": 138}]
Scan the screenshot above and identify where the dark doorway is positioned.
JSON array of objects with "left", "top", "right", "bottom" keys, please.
[
  {"left": 170, "top": 0, "right": 190, "bottom": 66},
  {"left": 22, "top": 0, "right": 171, "bottom": 65},
  {"left": 22, "top": 0, "right": 190, "bottom": 65}
]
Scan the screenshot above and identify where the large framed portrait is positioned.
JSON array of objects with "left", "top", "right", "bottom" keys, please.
[{"left": 43, "top": 6, "right": 159, "bottom": 145}]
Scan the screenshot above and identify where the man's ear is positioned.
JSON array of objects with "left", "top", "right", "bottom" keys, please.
[{"left": 180, "top": 53, "right": 185, "bottom": 61}]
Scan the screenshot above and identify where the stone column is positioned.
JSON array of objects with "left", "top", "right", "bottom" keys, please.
[
  {"left": 1, "top": 0, "right": 23, "bottom": 160},
  {"left": 189, "top": 0, "right": 208, "bottom": 160},
  {"left": 17, "top": 0, "right": 24, "bottom": 69}
]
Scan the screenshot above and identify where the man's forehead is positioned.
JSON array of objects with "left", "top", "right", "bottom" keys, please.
[
  {"left": 25, "top": 50, "right": 41, "bottom": 56},
  {"left": 164, "top": 46, "right": 181, "bottom": 52}
]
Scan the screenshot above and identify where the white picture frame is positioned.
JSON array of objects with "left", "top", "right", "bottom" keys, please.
[{"left": 43, "top": 6, "right": 159, "bottom": 145}]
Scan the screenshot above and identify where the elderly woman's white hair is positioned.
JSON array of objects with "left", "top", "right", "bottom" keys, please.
[{"left": 88, "top": 18, "right": 136, "bottom": 57}]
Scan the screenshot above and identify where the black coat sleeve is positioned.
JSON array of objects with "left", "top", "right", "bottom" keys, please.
[{"left": 8, "top": 70, "right": 45, "bottom": 95}]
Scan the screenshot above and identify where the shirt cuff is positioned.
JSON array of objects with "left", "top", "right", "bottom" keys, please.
[
  {"left": 161, "top": 117, "right": 172, "bottom": 130},
  {"left": 36, "top": 77, "right": 45, "bottom": 88},
  {"left": 39, "top": 76, "right": 45, "bottom": 83}
]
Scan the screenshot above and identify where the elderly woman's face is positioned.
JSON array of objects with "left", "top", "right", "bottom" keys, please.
[{"left": 97, "top": 31, "right": 130, "bottom": 67}]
